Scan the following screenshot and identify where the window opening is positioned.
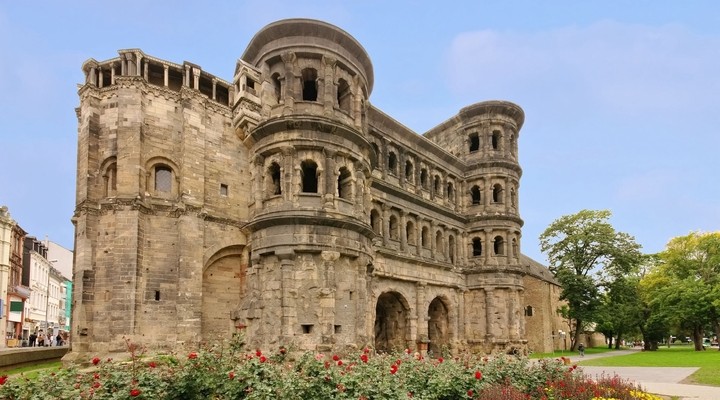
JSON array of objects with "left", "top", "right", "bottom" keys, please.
[
  {"left": 448, "top": 235, "right": 455, "bottom": 264},
  {"left": 301, "top": 324, "right": 314, "bottom": 334},
  {"left": 154, "top": 291, "right": 161, "bottom": 301},
  {"left": 104, "top": 163, "right": 117, "bottom": 197},
  {"left": 469, "top": 132, "right": 480, "bottom": 152},
  {"left": 300, "top": 160, "right": 318, "bottom": 193},
  {"left": 420, "top": 168, "right": 428, "bottom": 189},
  {"left": 472, "top": 238, "right": 482, "bottom": 257},
  {"left": 389, "top": 215, "right": 399, "bottom": 240},
  {"left": 388, "top": 152, "right": 398, "bottom": 175},
  {"left": 370, "top": 209, "right": 381, "bottom": 234},
  {"left": 220, "top": 183, "right": 228, "bottom": 196},
  {"left": 405, "top": 161, "right": 414, "bottom": 182},
  {"left": 447, "top": 182, "right": 454, "bottom": 201},
  {"left": 271, "top": 73, "right": 282, "bottom": 102},
  {"left": 471, "top": 185, "right": 481, "bottom": 205},
  {"left": 337, "top": 78, "right": 351, "bottom": 112},
  {"left": 492, "top": 130, "right": 501, "bottom": 150},
  {"left": 406, "top": 221, "right": 416, "bottom": 245},
  {"left": 334, "top": 325, "right": 342, "bottom": 334},
  {"left": 337, "top": 166, "right": 352, "bottom": 199},
  {"left": 433, "top": 175, "right": 441, "bottom": 197},
  {"left": 493, "top": 236, "right": 504, "bottom": 255},
  {"left": 301, "top": 68, "right": 318, "bottom": 101},
  {"left": 492, "top": 184, "right": 503, "bottom": 203},
  {"left": 268, "top": 162, "right": 282, "bottom": 195},
  {"left": 435, "top": 231, "right": 443, "bottom": 255},
  {"left": 421, "top": 226, "right": 429, "bottom": 248},
  {"left": 525, "top": 305, "right": 534, "bottom": 317},
  {"left": 155, "top": 165, "right": 173, "bottom": 193}
]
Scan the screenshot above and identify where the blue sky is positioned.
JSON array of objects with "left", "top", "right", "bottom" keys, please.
[{"left": 1, "top": 1, "right": 718, "bottom": 263}]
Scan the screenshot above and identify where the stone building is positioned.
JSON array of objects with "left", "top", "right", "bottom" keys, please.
[{"left": 68, "top": 19, "right": 562, "bottom": 361}]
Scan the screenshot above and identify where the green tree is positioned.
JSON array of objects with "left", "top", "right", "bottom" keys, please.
[
  {"left": 649, "top": 232, "right": 720, "bottom": 351},
  {"left": 539, "top": 209, "right": 642, "bottom": 350}
]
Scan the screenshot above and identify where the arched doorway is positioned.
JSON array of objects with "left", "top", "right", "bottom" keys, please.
[
  {"left": 374, "top": 292, "right": 409, "bottom": 353},
  {"left": 201, "top": 246, "right": 247, "bottom": 341},
  {"left": 428, "top": 297, "right": 450, "bottom": 355}
]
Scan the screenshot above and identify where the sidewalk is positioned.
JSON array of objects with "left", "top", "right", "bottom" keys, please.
[{"left": 557, "top": 349, "right": 720, "bottom": 400}]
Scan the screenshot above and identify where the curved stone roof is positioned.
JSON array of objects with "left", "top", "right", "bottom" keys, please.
[{"left": 241, "top": 19, "right": 374, "bottom": 95}]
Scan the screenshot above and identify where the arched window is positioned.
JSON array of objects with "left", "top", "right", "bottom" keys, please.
[
  {"left": 420, "top": 168, "right": 428, "bottom": 189},
  {"left": 510, "top": 187, "right": 516, "bottom": 207},
  {"left": 388, "top": 152, "right": 398, "bottom": 175},
  {"left": 470, "top": 185, "right": 481, "bottom": 205},
  {"left": 491, "top": 130, "right": 501, "bottom": 150},
  {"left": 435, "top": 231, "right": 444, "bottom": 256},
  {"left": 155, "top": 165, "right": 173, "bottom": 193},
  {"left": 301, "top": 68, "right": 318, "bottom": 101},
  {"left": 406, "top": 221, "right": 416, "bottom": 245},
  {"left": 337, "top": 78, "right": 351, "bottom": 112},
  {"left": 472, "top": 238, "right": 482, "bottom": 257},
  {"left": 271, "top": 73, "right": 282, "bottom": 103},
  {"left": 267, "top": 162, "right": 282, "bottom": 196},
  {"left": 524, "top": 305, "right": 534, "bottom": 317},
  {"left": 104, "top": 162, "right": 117, "bottom": 197},
  {"left": 405, "top": 160, "right": 414, "bottom": 183},
  {"left": 421, "top": 226, "right": 430, "bottom": 248},
  {"left": 493, "top": 235, "right": 505, "bottom": 255},
  {"left": 370, "top": 209, "right": 381, "bottom": 234},
  {"left": 433, "top": 175, "right": 441, "bottom": 197},
  {"left": 389, "top": 215, "right": 399, "bottom": 240},
  {"left": 446, "top": 182, "right": 454, "bottom": 202},
  {"left": 371, "top": 143, "right": 381, "bottom": 167},
  {"left": 300, "top": 160, "right": 318, "bottom": 193},
  {"left": 492, "top": 184, "right": 503, "bottom": 203},
  {"left": 448, "top": 235, "right": 455, "bottom": 264},
  {"left": 337, "top": 166, "right": 352, "bottom": 199},
  {"left": 469, "top": 132, "right": 480, "bottom": 152}
]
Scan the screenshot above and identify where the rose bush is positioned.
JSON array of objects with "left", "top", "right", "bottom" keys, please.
[{"left": 0, "top": 335, "right": 663, "bottom": 399}]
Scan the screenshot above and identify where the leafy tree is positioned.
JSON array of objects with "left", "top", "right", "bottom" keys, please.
[
  {"left": 539, "top": 210, "right": 642, "bottom": 350},
  {"left": 595, "top": 274, "right": 644, "bottom": 349},
  {"left": 648, "top": 232, "right": 720, "bottom": 351}
]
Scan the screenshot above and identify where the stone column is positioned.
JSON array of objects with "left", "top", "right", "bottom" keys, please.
[
  {"left": 163, "top": 65, "right": 169, "bottom": 87},
  {"left": 98, "top": 66, "right": 104, "bottom": 88},
  {"left": 416, "top": 219, "right": 422, "bottom": 257},
  {"left": 381, "top": 204, "right": 391, "bottom": 246},
  {"left": 192, "top": 67, "right": 201, "bottom": 90},
  {"left": 324, "top": 149, "right": 337, "bottom": 207},
  {"left": 212, "top": 78, "right": 217, "bottom": 101},
  {"left": 143, "top": 61, "right": 148, "bottom": 81},
  {"left": 398, "top": 149, "right": 406, "bottom": 189},
  {"left": 277, "top": 250, "right": 297, "bottom": 338},
  {"left": 399, "top": 210, "right": 407, "bottom": 252},
  {"left": 322, "top": 56, "right": 336, "bottom": 116},
  {"left": 416, "top": 282, "right": 428, "bottom": 354},
  {"left": 485, "top": 288, "right": 495, "bottom": 339},
  {"left": 484, "top": 229, "right": 491, "bottom": 264},
  {"left": 135, "top": 52, "right": 142, "bottom": 76},
  {"left": 183, "top": 65, "right": 190, "bottom": 87},
  {"left": 430, "top": 221, "right": 437, "bottom": 259},
  {"left": 253, "top": 155, "right": 264, "bottom": 212},
  {"left": 282, "top": 146, "right": 294, "bottom": 202},
  {"left": 110, "top": 62, "right": 116, "bottom": 85},
  {"left": 281, "top": 52, "right": 296, "bottom": 115},
  {"left": 320, "top": 251, "right": 340, "bottom": 339},
  {"left": 380, "top": 138, "right": 388, "bottom": 180}
]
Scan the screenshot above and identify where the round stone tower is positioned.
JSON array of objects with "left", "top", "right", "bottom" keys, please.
[{"left": 232, "top": 19, "right": 377, "bottom": 352}]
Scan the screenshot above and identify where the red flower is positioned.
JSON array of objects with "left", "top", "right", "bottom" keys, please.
[
  {"left": 188, "top": 352, "right": 198, "bottom": 359},
  {"left": 437, "top": 357, "right": 444, "bottom": 363},
  {"left": 467, "top": 389, "right": 474, "bottom": 397},
  {"left": 360, "top": 354, "right": 369, "bottom": 363},
  {"left": 390, "top": 364, "right": 398, "bottom": 374},
  {"left": 93, "top": 373, "right": 100, "bottom": 380},
  {"left": 332, "top": 354, "right": 340, "bottom": 361},
  {"left": 364, "top": 347, "right": 370, "bottom": 354},
  {"left": 259, "top": 355, "right": 267, "bottom": 363},
  {"left": 474, "top": 370, "right": 482, "bottom": 380},
  {"left": 148, "top": 361, "right": 157, "bottom": 368},
  {"left": 91, "top": 357, "right": 101, "bottom": 366},
  {"left": 93, "top": 382, "right": 101, "bottom": 389},
  {"left": 0, "top": 376, "right": 7, "bottom": 385},
  {"left": 395, "top": 359, "right": 402, "bottom": 365},
  {"left": 255, "top": 349, "right": 262, "bottom": 357},
  {"left": 228, "top": 371, "right": 235, "bottom": 380},
  {"left": 130, "top": 388, "right": 141, "bottom": 397},
  {"left": 337, "top": 360, "right": 343, "bottom": 366}
]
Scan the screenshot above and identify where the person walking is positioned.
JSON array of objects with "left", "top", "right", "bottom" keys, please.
[
  {"left": 578, "top": 343, "right": 585, "bottom": 357},
  {"left": 28, "top": 332, "right": 37, "bottom": 347}
]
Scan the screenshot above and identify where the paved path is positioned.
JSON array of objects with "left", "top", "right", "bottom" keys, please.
[{"left": 555, "top": 349, "right": 720, "bottom": 400}]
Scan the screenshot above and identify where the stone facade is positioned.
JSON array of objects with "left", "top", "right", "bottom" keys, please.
[{"left": 68, "top": 19, "right": 562, "bottom": 361}]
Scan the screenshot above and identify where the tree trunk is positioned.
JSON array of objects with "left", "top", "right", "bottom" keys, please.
[
  {"left": 571, "top": 319, "right": 582, "bottom": 351},
  {"left": 693, "top": 326, "right": 704, "bottom": 351}
]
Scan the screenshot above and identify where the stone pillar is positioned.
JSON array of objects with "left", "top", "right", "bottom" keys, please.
[
  {"left": 212, "top": 78, "right": 217, "bottom": 101},
  {"left": 282, "top": 146, "right": 294, "bottom": 202},
  {"left": 485, "top": 288, "right": 494, "bottom": 339},
  {"left": 416, "top": 282, "right": 428, "bottom": 354},
  {"left": 322, "top": 56, "right": 336, "bottom": 116},
  {"left": 380, "top": 138, "right": 388, "bottom": 180},
  {"left": 399, "top": 210, "right": 407, "bottom": 252},
  {"left": 484, "top": 229, "right": 491, "bottom": 264},
  {"left": 509, "top": 288, "right": 518, "bottom": 339},
  {"left": 163, "top": 65, "right": 169, "bottom": 87},
  {"left": 110, "top": 62, "right": 116, "bottom": 85},
  {"left": 184, "top": 65, "right": 190, "bottom": 87},
  {"left": 398, "top": 149, "right": 406, "bottom": 189},
  {"left": 281, "top": 52, "right": 296, "bottom": 115},
  {"left": 89, "top": 66, "right": 97, "bottom": 86},
  {"left": 253, "top": 155, "right": 264, "bottom": 212},
  {"left": 320, "top": 251, "right": 340, "bottom": 339},
  {"left": 98, "top": 67, "right": 104, "bottom": 88},
  {"left": 143, "top": 61, "right": 148, "bottom": 81},
  {"left": 381, "top": 204, "right": 390, "bottom": 246},
  {"left": 135, "top": 52, "right": 142, "bottom": 76},
  {"left": 430, "top": 221, "right": 437, "bottom": 259},
  {"left": 415, "top": 219, "right": 422, "bottom": 256},
  {"left": 324, "top": 149, "right": 336, "bottom": 207},
  {"left": 120, "top": 55, "right": 127, "bottom": 76},
  {"left": 192, "top": 67, "right": 201, "bottom": 91},
  {"left": 277, "top": 249, "right": 296, "bottom": 337}
]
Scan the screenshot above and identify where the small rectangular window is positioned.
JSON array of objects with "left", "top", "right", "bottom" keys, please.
[
  {"left": 334, "top": 325, "right": 342, "bottom": 334},
  {"left": 301, "top": 324, "right": 313, "bottom": 334},
  {"left": 154, "top": 291, "right": 161, "bottom": 301},
  {"left": 220, "top": 183, "right": 228, "bottom": 196}
]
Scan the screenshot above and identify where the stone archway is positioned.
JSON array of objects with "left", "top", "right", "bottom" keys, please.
[
  {"left": 374, "top": 292, "right": 409, "bottom": 353},
  {"left": 428, "top": 297, "right": 450, "bottom": 355},
  {"left": 201, "top": 246, "right": 247, "bottom": 342}
]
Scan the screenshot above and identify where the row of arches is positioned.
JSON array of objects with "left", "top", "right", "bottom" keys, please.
[
  {"left": 468, "top": 129, "right": 518, "bottom": 159},
  {"left": 262, "top": 157, "right": 357, "bottom": 200},
  {"left": 375, "top": 292, "right": 450, "bottom": 354},
  {"left": 100, "top": 156, "right": 180, "bottom": 199}
]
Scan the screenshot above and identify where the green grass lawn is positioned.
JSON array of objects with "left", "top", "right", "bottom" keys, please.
[
  {"left": 577, "top": 345, "right": 720, "bottom": 386},
  {"left": 0, "top": 360, "right": 62, "bottom": 379}
]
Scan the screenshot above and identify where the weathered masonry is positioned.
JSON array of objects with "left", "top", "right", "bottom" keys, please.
[{"left": 68, "top": 19, "right": 563, "bottom": 361}]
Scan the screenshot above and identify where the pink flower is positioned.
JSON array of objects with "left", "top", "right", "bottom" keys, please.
[
  {"left": 188, "top": 352, "right": 198, "bottom": 359},
  {"left": 130, "top": 388, "right": 141, "bottom": 397},
  {"left": 91, "top": 357, "right": 101, "bottom": 366}
]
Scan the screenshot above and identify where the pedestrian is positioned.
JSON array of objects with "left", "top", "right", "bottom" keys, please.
[
  {"left": 28, "top": 332, "right": 37, "bottom": 347},
  {"left": 578, "top": 343, "right": 585, "bottom": 357},
  {"left": 56, "top": 334, "right": 62, "bottom": 346}
]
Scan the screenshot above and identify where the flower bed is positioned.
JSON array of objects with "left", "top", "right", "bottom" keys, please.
[{"left": 0, "top": 336, "right": 662, "bottom": 400}]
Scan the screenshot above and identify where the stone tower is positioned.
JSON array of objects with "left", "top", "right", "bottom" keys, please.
[{"left": 68, "top": 19, "right": 561, "bottom": 361}]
